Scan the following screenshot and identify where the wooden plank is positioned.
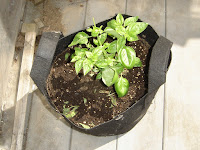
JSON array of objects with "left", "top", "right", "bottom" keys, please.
[
  {"left": 0, "top": 1, "right": 26, "bottom": 148},
  {"left": 34, "top": 0, "right": 45, "bottom": 5},
  {"left": 23, "top": 1, "right": 87, "bottom": 149},
  {"left": 52, "top": 0, "right": 87, "bottom": 36},
  {"left": 71, "top": 130, "right": 117, "bottom": 150},
  {"left": 117, "top": 86, "right": 164, "bottom": 150},
  {"left": 11, "top": 30, "right": 37, "bottom": 150},
  {"left": 34, "top": 18, "right": 45, "bottom": 29},
  {"left": 0, "top": 50, "right": 23, "bottom": 149},
  {"left": 117, "top": 0, "right": 166, "bottom": 149},
  {"left": 25, "top": 90, "right": 72, "bottom": 150},
  {"left": 125, "top": 0, "right": 165, "bottom": 36},
  {"left": 163, "top": 0, "right": 200, "bottom": 149},
  {"left": 84, "top": 0, "right": 126, "bottom": 27},
  {"left": 70, "top": 0, "right": 125, "bottom": 150}
]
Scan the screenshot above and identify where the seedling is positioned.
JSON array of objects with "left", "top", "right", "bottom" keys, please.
[
  {"left": 67, "top": 14, "right": 148, "bottom": 97},
  {"left": 65, "top": 53, "right": 70, "bottom": 60},
  {"left": 79, "top": 123, "right": 90, "bottom": 129},
  {"left": 63, "top": 105, "right": 79, "bottom": 119},
  {"left": 111, "top": 96, "right": 117, "bottom": 106},
  {"left": 83, "top": 97, "right": 87, "bottom": 104}
]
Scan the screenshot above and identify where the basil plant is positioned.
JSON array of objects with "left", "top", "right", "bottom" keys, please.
[{"left": 67, "top": 14, "right": 148, "bottom": 97}]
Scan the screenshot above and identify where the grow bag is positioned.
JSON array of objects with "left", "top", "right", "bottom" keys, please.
[{"left": 30, "top": 14, "right": 173, "bottom": 136}]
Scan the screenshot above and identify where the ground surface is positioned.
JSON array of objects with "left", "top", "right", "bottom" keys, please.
[{"left": 1, "top": 0, "right": 200, "bottom": 150}]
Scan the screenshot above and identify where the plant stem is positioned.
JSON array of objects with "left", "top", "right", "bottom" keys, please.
[{"left": 93, "top": 18, "right": 96, "bottom": 27}]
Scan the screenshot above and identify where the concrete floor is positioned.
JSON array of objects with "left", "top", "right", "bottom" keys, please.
[
  {"left": 1, "top": 0, "right": 200, "bottom": 149},
  {"left": 0, "top": 0, "right": 25, "bottom": 150}
]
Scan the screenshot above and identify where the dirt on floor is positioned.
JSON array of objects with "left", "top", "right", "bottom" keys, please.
[
  {"left": 15, "top": 0, "right": 64, "bottom": 59},
  {"left": 27, "top": 0, "right": 64, "bottom": 33},
  {"left": 42, "top": 0, "right": 64, "bottom": 32}
]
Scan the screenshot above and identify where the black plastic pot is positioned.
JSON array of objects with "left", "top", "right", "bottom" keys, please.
[{"left": 30, "top": 14, "right": 173, "bottom": 136}]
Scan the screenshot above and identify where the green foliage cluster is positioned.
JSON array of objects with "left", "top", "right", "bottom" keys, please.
[{"left": 67, "top": 14, "right": 148, "bottom": 97}]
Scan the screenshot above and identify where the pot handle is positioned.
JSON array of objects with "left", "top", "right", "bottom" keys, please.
[
  {"left": 148, "top": 36, "right": 173, "bottom": 93},
  {"left": 30, "top": 32, "right": 61, "bottom": 95}
]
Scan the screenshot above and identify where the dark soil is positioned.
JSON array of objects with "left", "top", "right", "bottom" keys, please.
[{"left": 46, "top": 36, "right": 150, "bottom": 128}]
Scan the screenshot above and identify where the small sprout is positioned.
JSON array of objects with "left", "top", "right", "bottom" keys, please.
[
  {"left": 83, "top": 98, "right": 87, "bottom": 104},
  {"left": 65, "top": 53, "right": 70, "bottom": 60},
  {"left": 90, "top": 122, "right": 95, "bottom": 127},
  {"left": 96, "top": 72, "right": 102, "bottom": 80},
  {"left": 94, "top": 89, "right": 97, "bottom": 93},
  {"left": 93, "top": 67, "right": 99, "bottom": 73},
  {"left": 64, "top": 101, "right": 69, "bottom": 104},
  {"left": 89, "top": 71, "right": 95, "bottom": 77},
  {"left": 99, "top": 90, "right": 110, "bottom": 94},
  {"left": 111, "top": 96, "right": 117, "bottom": 106},
  {"left": 63, "top": 105, "right": 79, "bottom": 119},
  {"left": 109, "top": 105, "right": 114, "bottom": 108},
  {"left": 79, "top": 123, "right": 90, "bottom": 129},
  {"left": 107, "top": 91, "right": 115, "bottom": 97}
]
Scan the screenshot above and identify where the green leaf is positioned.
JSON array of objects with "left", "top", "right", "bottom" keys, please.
[
  {"left": 63, "top": 107, "right": 70, "bottom": 114},
  {"left": 127, "top": 34, "right": 139, "bottom": 41},
  {"left": 64, "top": 101, "right": 69, "bottom": 104},
  {"left": 91, "top": 26, "right": 103, "bottom": 37},
  {"left": 83, "top": 59, "right": 93, "bottom": 75},
  {"left": 103, "top": 42, "right": 110, "bottom": 49},
  {"left": 98, "top": 33, "right": 107, "bottom": 45},
  {"left": 65, "top": 53, "right": 70, "bottom": 60},
  {"left": 111, "top": 96, "right": 117, "bottom": 106},
  {"left": 65, "top": 112, "right": 76, "bottom": 118},
  {"left": 71, "top": 56, "right": 81, "bottom": 62},
  {"left": 112, "top": 63, "right": 124, "bottom": 74},
  {"left": 127, "top": 22, "right": 148, "bottom": 36},
  {"left": 117, "top": 36, "right": 126, "bottom": 53},
  {"left": 116, "top": 14, "right": 124, "bottom": 25},
  {"left": 92, "top": 46, "right": 104, "bottom": 57},
  {"left": 91, "top": 31, "right": 98, "bottom": 37},
  {"left": 91, "top": 55, "right": 99, "bottom": 62},
  {"left": 93, "top": 39, "right": 99, "bottom": 46},
  {"left": 107, "top": 53, "right": 115, "bottom": 58},
  {"left": 63, "top": 106, "right": 79, "bottom": 119},
  {"left": 83, "top": 98, "right": 87, "bottom": 104},
  {"left": 86, "top": 43, "right": 93, "bottom": 49},
  {"left": 115, "top": 26, "right": 126, "bottom": 35},
  {"left": 114, "top": 77, "right": 129, "bottom": 97},
  {"left": 102, "top": 67, "right": 114, "bottom": 86},
  {"left": 106, "top": 57, "right": 115, "bottom": 66},
  {"left": 70, "top": 53, "right": 75, "bottom": 60},
  {"left": 75, "top": 47, "right": 87, "bottom": 57},
  {"left": 85, "top": 51, "right": 93, "bottom": 58},
  {"left": 75, "top": 59, "right": 83, "bottom": 74},
  {"left": 102, "top": 67, "right": 118, "bottom": 87},
  {"left": 107, "top": 40, "right": 117, "bottom": 53},
  {"left": 134, "top": 57, "right": 142, "bottom": 67},
  {"left": 79, "top": 123, "right": 90, "bottom": 129},
  {"left": 104, "top": 27, "right": 121, "bottom": 38},
  {"left": 93, "top": 67, "right": 99, "bottom": 73},
  {"left": 124, "top": 16, "right": 138, "bottom": 26},
  {"left": 74, "top": 47, "right": 81, "bottom": 51},
  {"left": 112, "top": 70, "right": 119, "bottom": 84},
  {"left": 95, "top": 60, "right": 108, "bottom": 68},
  {"left": 86, "top": 28, "right": 93, "bottom": 32},
  {"left": 107, "top": 19, "right": 118, "bottom": 29},
  {"left": 96, "top": 71, "right": 102, "bottom": 79},
  {"left": 68, "top": 32, "right": 89, "bottom": 47},
  {"left": 119, "top": 46, "right": 136, "bottom": 69}
]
